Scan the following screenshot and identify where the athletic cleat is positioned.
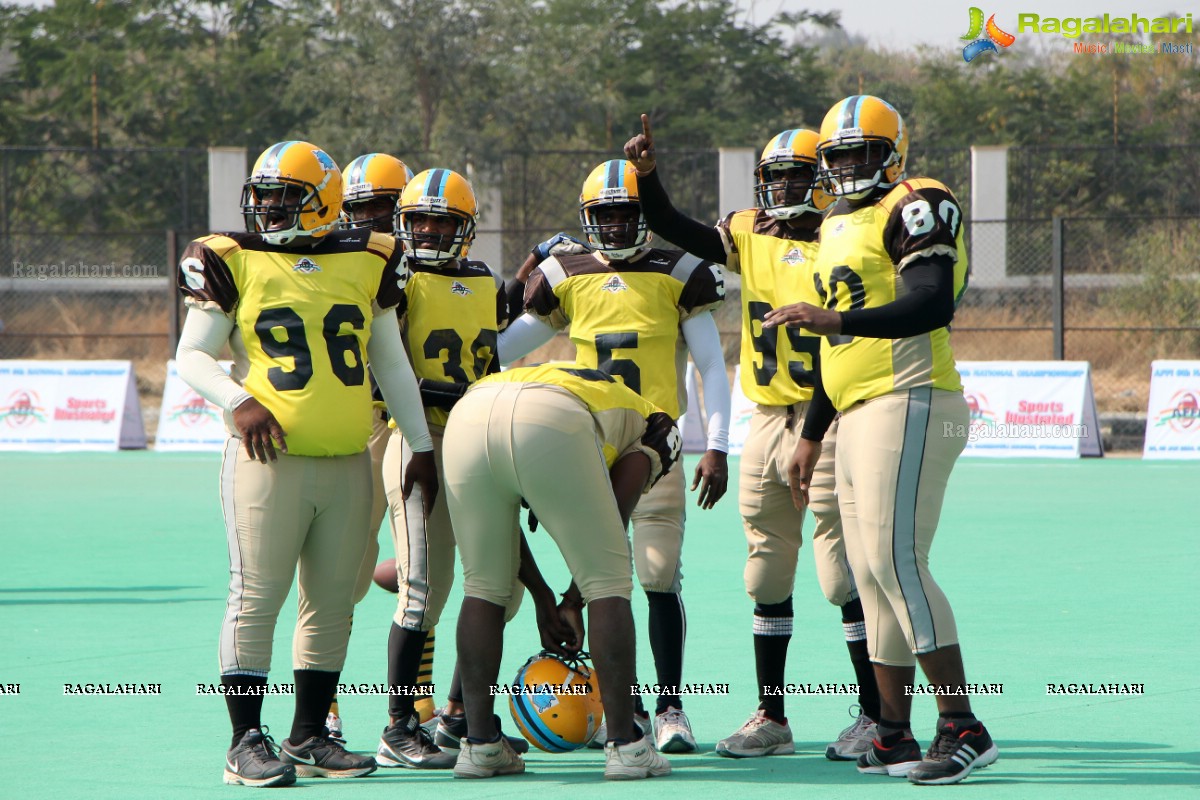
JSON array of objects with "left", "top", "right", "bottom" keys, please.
[
  {"left": 588, "top": 711, "right": 652, "bottom": 749},
  {"left": 280, "top": 731, "right": 377, "bottom": 778},
  {"left": 715, "top": 710, "right": 794, "bottom": 758},
  {"left": 857, "top": 735, "right": 923, "bottom": 777},
  {"left": 604, "top": 737, "right": 672, "bottom": 780},
  {"left": 325, "top": 711, "right": 345, "bottom": 744},
  {"left": 377, "top": 712, "right": 457, "bottom": 768},
  {"left": 907, "top": 722, "right": 998, "bottom": 785},
  {"left": 453, "top": 736, "right": 525, "bottom": 778},
  {"left": 655, "top": 707, "right": 697, "bottom": 753},
  {"left": 223, "top": 727, "right": 296, "bottom": 787},
  {"left": 826, "top": 706, "right": 877, "bottom": 761},
  {"left": 420, "top": 706, "right": 445, "bottom": 736},
  {"left": 435, "top": 712, "right": 529, "bottom": 754}
]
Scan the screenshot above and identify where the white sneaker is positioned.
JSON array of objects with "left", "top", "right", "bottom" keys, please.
[
  {"left": 716, "top": 710, "right": 795, "bottom": 758},
  {"left": 826, "top": 706, "right": 877, "bottom": 761},
  {"left": 453, "top": 737, "right": 525, "bottom": 779},
  {"left": 654, "top": 707, "right": 696, "bottom": 753},
  {"left": 325, "top": 712, "right": 344, "bottom": 743},
  {"left": 588, "top": 711, "right": 652, "bottom": 749},
  {"left": 604, "top": 737, "right": 671, "bottom": 780}
]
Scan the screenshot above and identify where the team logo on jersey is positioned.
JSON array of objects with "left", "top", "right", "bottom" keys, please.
[
  {"left": 830, "top": 221, "right": 847, "bottom": 236},
  {"left": 450, "top": 280, "right": 473, "bottom": 296},
  {"left": 293, "top": 257, "right": 321, "bottom": 273},
  {"left": 0, "top": 389, "right": 47, "bottom": 428},
  {"left": 601, "top": 275, "right": 628, "bottom": 293},
  {"left": 1153, "top": 390, "right": 1200, "bottom": 433},
  {"left": 780, "top": 248, "right": 806, "bottom": 265}
]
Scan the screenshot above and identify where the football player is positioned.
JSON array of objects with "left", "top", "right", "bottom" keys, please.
[
  {"left": 175, "top": 140, "right": 438, "bottom": 787},
  {"left": 325, "top": 153, "right": 439, "bottom": 742},
  {"left": 443, "top": 362, "right": 681, "bottom": 780},
  {"left": 374, "top": 168, "right": 527, "bottom": 769},
  {"left": 499, "top": 160, "right": 732, "bottom": 753},
  {"left": 766, "top": 95, "right": 998, "bottom": 785},
  {"left": 623, "top": 117, "right": 882, "bottom": 760}
]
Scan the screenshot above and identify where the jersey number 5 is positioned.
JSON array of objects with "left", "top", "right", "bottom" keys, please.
[
  {"left": 255, "top": 305, "right": 366, "bottom": 391},
  {"left": 595, "top": 332, "right": 641, "bottom": 395}
]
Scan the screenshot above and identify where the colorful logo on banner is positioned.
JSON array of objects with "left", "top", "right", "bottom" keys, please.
[
  {"left": 965, "top": 393, "right": 998, "bottom": 428},
  {"left": 0, "top": 390, "right": 47, "bottom": 428},
  {"left": 167, "top": 391, "right": 220, "bottom": 428},
  {"left": 961, "top": 7, "right": 1016, "bottom": 62},
  {"left": 1153, "top": 390, "right": 1200, "bottom": 433}
]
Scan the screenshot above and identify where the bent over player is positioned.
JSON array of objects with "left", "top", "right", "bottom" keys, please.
[
  {"left": 175, "top": 141, "right": 438, "bottom": 787},
  {"left": 768, "top": 95, "right": 997, "bottom": 786}
]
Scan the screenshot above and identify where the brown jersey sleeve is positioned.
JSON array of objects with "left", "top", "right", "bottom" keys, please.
[
  {"left": 178, "top": 238, "right": 238, "bottom": 312},
  {"left": 677, "top": 256, "right": 726, "bottom": 318},
  {"left": 373, "top": 236, "right": 410, "bottom": 310},
  {"left": 883, "top": 184, "right": 963, "bottom": 271}
]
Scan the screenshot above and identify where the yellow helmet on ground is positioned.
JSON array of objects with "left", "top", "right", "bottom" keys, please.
[
  {"left": 242, "top": 141, "right": 342, "bottom": 245},
  {"left": 579, "top": 160, "right": 650, "bottom": 260},
  {"left": 341, "top": 153, "right": 415, "bottom": 232},
  {"left": 817, "top": 95, "right": 908, "bottom": 199},
  {"left": 754, "top": 128, "right": 833, "bottom": 219},
  {"left": 395, "top": 168, "right": 477, "bottom": 265},
  {"left": 508, "top": 652, "right": 603, "bottom": 753}
]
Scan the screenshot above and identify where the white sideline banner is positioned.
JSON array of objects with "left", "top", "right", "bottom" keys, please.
[
  {"left": 726, "top": 366, "right": 757, "bottom": 456},
  {"left": 1143, "top": 360, "right": 1200, "bottom": 460},
  {"left": 957, "top": 361, "right": 1102, "bottom": 458},
  {"left": 678, "top": 361, "right": 708, "bottom": 454},
  {"left": 0, "top": 360, "right": 146, "bottom": 451},
  {"left": 155, "top": 360, "right": 233, "bottom": 451}
]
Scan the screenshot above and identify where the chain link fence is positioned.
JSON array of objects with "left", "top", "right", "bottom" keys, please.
[{"left": 3, "top": 145, "right": 1198, "bottom": 449}]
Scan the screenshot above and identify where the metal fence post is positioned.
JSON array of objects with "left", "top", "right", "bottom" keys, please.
[
  {"left": 167, "top": 229, "right": 180, "bottom": 353},
  {"left": 1051, "top": 216, "right": 1064, "bottom": 360}
]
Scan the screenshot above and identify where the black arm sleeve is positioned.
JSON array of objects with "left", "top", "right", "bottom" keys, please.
[
  {"left": 637, "top": 169, "right": 727, "bottom": 264},
  {"left": 800, "top": 362, "right": 838, "bottom": 442},
  {"left": 418, "top": 379, "right": 469, "bottom": 411},
  {"left": 838, "top": 255, "right": 956, "bottom": 339}
]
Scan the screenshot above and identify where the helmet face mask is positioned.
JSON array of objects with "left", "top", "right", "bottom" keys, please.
[
  {"left": 242, "top": 142, "right": 342, "bottom": 246},
  {"left": 395, "top": 169, "right": 478, "bottom": 267},
  {"left": 342, "top": 196, "right": 397, "bottom": 233},
  {"left": 579, "top": 160, "right": 651, "bottom": 261},
  {"left": 817, "top": 96, "right": 908, "bottom": 200},
  {"left": 753, "top": 129, "right": 832, "bottom": 220},
  {"left": 341, "top": 153, "right": 414, "bottom": 233}
]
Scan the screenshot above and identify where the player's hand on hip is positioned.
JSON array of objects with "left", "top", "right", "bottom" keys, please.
[
  {"left": 691, "top": 448, "right": 729, "bottom": 509},
  {"left": 403, "top": 450, "right": 438, "bottom": 518},
  {"left": 623, "top": 114, "right": 657, "bottom": 175},
  {"left": 763, "top": 302, "right": 842, "bottom": 335},
  {"left": 787, "top": 438, "right": 822, "bottom": 511},
  {"left": 232, "top": 397, "right": 287, "bottom": 463}
]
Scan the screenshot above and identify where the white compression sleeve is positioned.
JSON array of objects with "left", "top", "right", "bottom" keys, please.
[
  {"left": 497, "top": 312, "right": 557, "bottom": 365},
  {"left": 681, "top": 311, "right": 730, "bottom": 453},
  {"left": 366, "top": 308, "right": 433, "bottom": 452},
  {"left": 175, "top": 306, "right": 251, "bottom": 411}
]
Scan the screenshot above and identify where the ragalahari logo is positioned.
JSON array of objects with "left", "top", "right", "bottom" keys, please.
[
  {"left": 965, "top": 393, "right": 998, "bottom": 428},
  {"left": 961, "top": 7, "right": 1016, "bottom": 62},
  {"left": 0, "top": 389, "right": 48, "bottom": 428},
  {"left": 168, "top": 391, "right": 220, "bottom": 428},
  {"left": 1153, "top": 390, "right": 1200, "bottom": 434}
]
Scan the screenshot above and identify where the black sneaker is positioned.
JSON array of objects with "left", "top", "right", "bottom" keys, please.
[
  {"left": 435, "top": 712, "right": 530, "bottom": 755},
  {"left": 377, "top": 712, "right": 457, "bottom": 768},
  {"left": 281, "top": 730, "right": 377, "bottom": 778},
  {"left": 856, "top": 735, "right": 923, "bottom": 777},
  {"left": 908, "top": 721, "right": 998, "bottom": 785},
  {"left": 224, "top": 727, "right": 297, "bottom": 787}
]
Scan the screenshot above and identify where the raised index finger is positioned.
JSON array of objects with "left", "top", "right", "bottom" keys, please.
[{"left": 641, "top": 113, "right": 654, "bottom": 148}]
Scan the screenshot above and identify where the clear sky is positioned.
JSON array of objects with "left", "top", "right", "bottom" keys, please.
[{"left": 735, "top": 0, "right": 1194, "bottom": 49}]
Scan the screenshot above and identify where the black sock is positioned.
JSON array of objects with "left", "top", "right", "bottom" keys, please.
[
  {"left": 841, "top": 598, "right": 881, "bottom": 722},
  {"left": 938, "top": 711, "right": 979, "bottom": 729},
  {"left": 223, "top": 674, "right": 268, "bottom": 749},
  {"left": 291, "top": 669, "right": 340, "bottom": 744},
  {"left": 387, "top": 623, "right": 429, "bottom": 720},
  {"left": 877, "top": 717, "right": 911, "bottom": 747},
  {"left": 646, "top": 590, "right": 685, "bottom": 714},
  {"left": 753, "top": 597, "right": 793, "bottom": 723}
]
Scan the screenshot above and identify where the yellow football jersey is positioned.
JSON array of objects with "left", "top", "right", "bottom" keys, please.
[
  {"left": 524, "top": 249, "right": 725, "bottom": 417},
  {"left": 476, "top": 362, "right": 678, "bottom": 475},
  {"left": 178, "top": 229, "right": 407, "bottom": 456},
  {"left": 400, "top": 259, "right": 507, "bottom": 427},
  {"left": 717, "top": 209, "right": 822, "bottom": 406},
  {"left": 813, "top": 178, "right": 970, "bottom": 411}
]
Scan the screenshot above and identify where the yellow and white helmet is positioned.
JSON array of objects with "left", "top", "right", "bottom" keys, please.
[
  {"left": 508, "top": 652, "right": 603, "bottom": 752},
  {"left": 579, "top": 160, "right": 651, "bottom": 260},
  {"left": 754, "top": 128, "right": 833, "bottom": 219},
  {"left": 817, "top": 96, "right": 908, "bottom": 199},
  {"left": 341, "top": 153, "right": 415, "bottom": 232},
  {"left": 241, "top": 141, "right": 343, "bottom": 245},
  {"left": 395, "top": 168, "right": 478, "bottom": 265}
]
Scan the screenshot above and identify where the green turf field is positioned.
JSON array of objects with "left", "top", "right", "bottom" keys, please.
[{"left": 2, "top": 453, "right": 1197, "bottom": 799}]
